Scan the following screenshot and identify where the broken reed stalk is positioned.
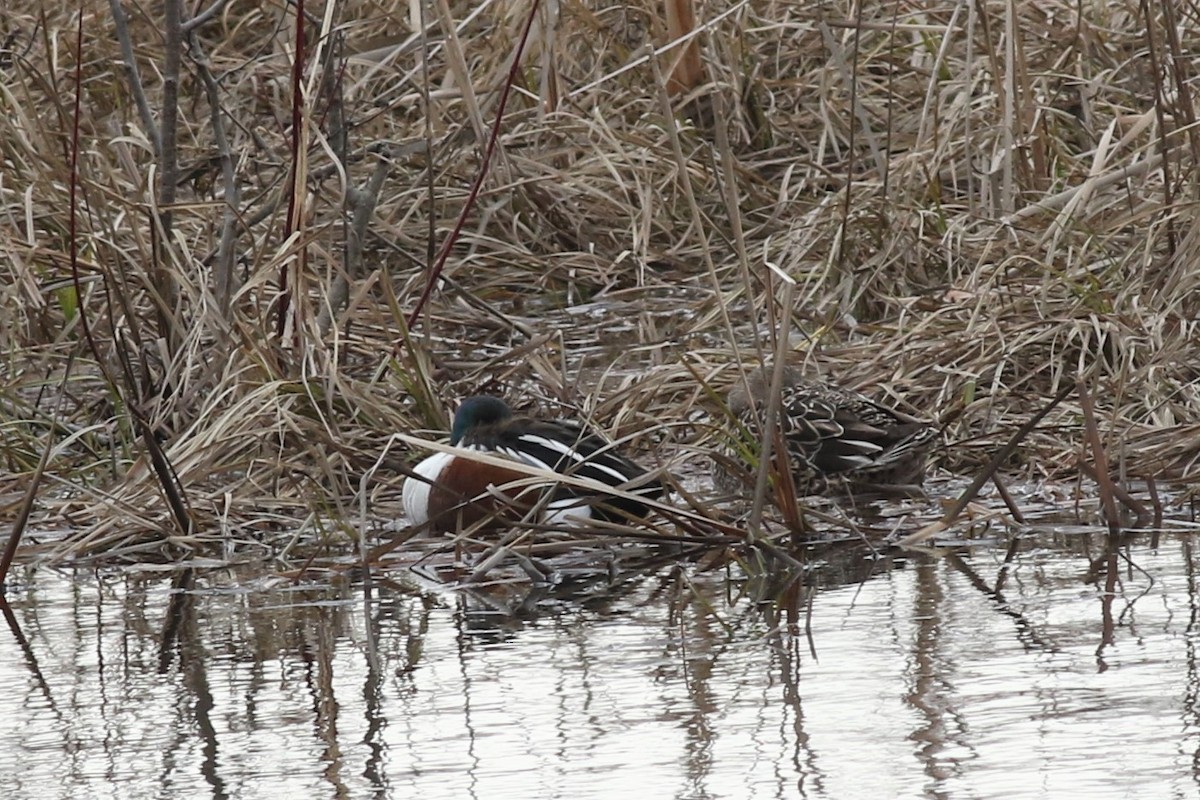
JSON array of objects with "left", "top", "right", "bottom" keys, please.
[
  {"left": 1077, "top": 378, "right": 1122, "bottom": 535},
  {"left": 1076, "top": 460, "right": 1149, "bottom": 527},
  {"left": 278, "top": 0, "right": 308, "bottom": 341},
  {"left": 990, "top": 474, "right": 1026, "bottom": 524},
  {"left": 748, "top": 268, "right": 798, "bottom": 538},
  {"left": 900, "top": 381, "right": 1076, "bottom": 547}
]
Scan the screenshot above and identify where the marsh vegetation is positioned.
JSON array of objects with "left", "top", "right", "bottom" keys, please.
[
  {"left": 6, "top": 5, "right": 1200, "bottom": 797},
  {"left": 0, "top": 0, "right": 1197, "bottom": 570}
]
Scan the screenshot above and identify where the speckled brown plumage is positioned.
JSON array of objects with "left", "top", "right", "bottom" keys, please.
[{"left": 717, "top": 366, "right": 939, "bottom": 498}]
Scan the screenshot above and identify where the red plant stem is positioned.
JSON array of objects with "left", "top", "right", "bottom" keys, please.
[
  {"left": 406, "top": 0, "right": 543, "bottom": 331},
  {"left": 3, "top": 9, "right": 92, "bottom": 588}
]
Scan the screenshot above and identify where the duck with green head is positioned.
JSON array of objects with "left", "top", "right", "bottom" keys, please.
[{"left": 403, "top": 396, "right": 663, "bottom": 532}]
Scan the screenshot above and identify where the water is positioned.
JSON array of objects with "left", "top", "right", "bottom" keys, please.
[{"left": 3, "top": 528, "right": 1200, "bottom": 800}]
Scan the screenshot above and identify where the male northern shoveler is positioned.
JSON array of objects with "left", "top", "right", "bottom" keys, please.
[
  {"left": 719, "top": 366, "right": 939, "bottom": 497},
  {"left": 403, "top": 395, "right": 663, "bottom": 532}
]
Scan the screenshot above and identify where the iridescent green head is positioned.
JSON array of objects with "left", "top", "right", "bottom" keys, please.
[{"left": 450, "top": 396, "right": 514, "bottom": 444}]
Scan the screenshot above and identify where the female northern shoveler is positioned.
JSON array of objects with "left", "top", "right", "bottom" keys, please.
[
  {"left": 403, "top": 395, "right": 663, "bottom": 532},
  {"left": 719, "top": 366, "right": 938, "bottom": 497}
]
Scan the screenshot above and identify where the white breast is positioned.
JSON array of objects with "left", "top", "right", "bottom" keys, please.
[{"left": 402, "top": 451, "right": 456, "bottom": 526}]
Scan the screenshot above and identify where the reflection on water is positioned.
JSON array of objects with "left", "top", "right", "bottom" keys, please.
[{"left": 3, "top": 529, "right": 1200, "bottom": 800}]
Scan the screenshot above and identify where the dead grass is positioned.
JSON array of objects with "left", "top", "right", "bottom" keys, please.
[{"left": 1, "top": 0, "right": 1198, "bottom": 565}]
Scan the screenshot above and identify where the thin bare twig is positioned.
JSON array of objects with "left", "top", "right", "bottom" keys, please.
[
  {"left": 405, "top": 0, "right": 543, "bottom": 330},
  {"left": 108, "top": 0, "right": 160, "bottom": 155}
]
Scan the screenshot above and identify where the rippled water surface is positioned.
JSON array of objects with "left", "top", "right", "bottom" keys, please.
[{"left": 4, "top": 527, "right": 1200, "bottom": 800}]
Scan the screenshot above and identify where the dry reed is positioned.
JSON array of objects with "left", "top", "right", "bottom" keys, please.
[{"left": 0, "top": 0, "right": 1197, "bottom": 565}]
